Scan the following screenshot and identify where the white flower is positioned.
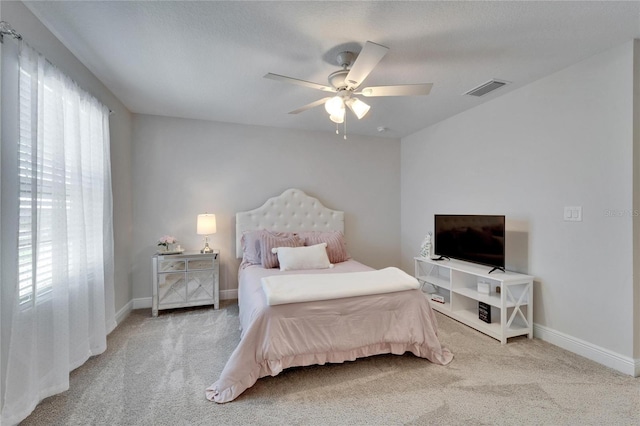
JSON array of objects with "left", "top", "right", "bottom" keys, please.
[{"left": 158, "top": 235, "right": 177, "bottom": 245}]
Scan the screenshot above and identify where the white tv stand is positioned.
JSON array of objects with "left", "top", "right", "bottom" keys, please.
[{"left": 414, "top": 257, "right": 534, "bottom": 344}]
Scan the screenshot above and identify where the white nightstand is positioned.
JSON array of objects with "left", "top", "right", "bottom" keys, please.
[{"left": 152, "top": 250, "right": 220, "bottom": 317}]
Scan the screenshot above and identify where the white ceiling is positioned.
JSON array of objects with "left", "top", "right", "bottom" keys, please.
[{"left": 23, "top": 1, "right": 640, "bottom": 139}]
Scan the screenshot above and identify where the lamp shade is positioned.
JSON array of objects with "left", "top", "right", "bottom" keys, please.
[
  {"left": 324, "top": 96, "right": 344, "bottom": 116},
  {"left": 329, "top": 111, "right": 345, "bottom": 123},
  {"left": 197, "top": 214, "right": 217, "bottom": 235},
  {"left": 346, "top": 98, "right": 370, "bottom": 119}
]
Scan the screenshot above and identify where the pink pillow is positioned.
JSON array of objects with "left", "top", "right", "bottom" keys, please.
[
  {"left": 241, "top": 230, "right": 294, "bottom": 265},
  {"left": 297, "top": 231, "right": 349, "bottom": 264},
  {"left": 260, "top": 233, "right": 303, "bottom": 269}
]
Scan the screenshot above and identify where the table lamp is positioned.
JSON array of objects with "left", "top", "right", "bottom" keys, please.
[{"left": 197, "top": 213, "right": 216, "bottom": 253}]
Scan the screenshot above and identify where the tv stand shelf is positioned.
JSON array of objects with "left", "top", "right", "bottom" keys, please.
[{"left": 415, "top": 257, "right": 534, "bottom": 344}]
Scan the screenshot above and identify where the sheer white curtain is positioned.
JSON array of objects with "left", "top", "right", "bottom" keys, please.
[{"left": 1, "top": 42, "right": 115, "bottom": 425}]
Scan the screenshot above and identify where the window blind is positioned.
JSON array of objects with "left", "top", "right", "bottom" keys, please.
[{"left": 16, "top": 63, "right": 104, "bottom": 306}]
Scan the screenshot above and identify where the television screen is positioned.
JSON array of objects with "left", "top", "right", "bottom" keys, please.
[{"left": 434, "top": 215, "right": 505, "bottom": 270}]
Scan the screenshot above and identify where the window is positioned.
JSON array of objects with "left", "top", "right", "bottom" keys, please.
[{"left": 16, "top": 61, "right": 108, "bottom": 306}]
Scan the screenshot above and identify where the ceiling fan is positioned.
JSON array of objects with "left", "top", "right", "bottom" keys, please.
[{"left": 264, "top": 41, "right": 433, "bottom": 135}]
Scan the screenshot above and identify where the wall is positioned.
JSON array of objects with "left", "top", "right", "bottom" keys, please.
[
  {"left": 401, "top": 41, "right": 637, "bottom": 372},
  {"left": 1, "top": 1, "right": 134, "bottom": 319},
  {"left": 131, "top": 115, "right": 401, "bottom": 302}
]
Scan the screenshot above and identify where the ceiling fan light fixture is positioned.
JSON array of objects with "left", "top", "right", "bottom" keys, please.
[
  {"left": 324, "top": 96, "right": 344, "bottom": 116},
  {"left": 329, "top": 110, "right": 345, "bottom": 124},
  {"left": 345, "top": 98, "right": 370, "bottom": 119},
  {"left": 264, "top": 41, "right": 432, "bottom": 134}
]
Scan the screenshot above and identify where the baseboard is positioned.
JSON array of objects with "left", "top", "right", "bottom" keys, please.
[
  {"left": 132, "top": 297, "right": 152, "bottom": 309},
  {"left": 104, "top": 300, "right": 134, "bottom": 336},
  {"left": 220, "top": 288, "right": 238, "bottom": 300},
  {"left": 534, "top": 323, "right": 639, "bottom": 377},
  {"left": 130, "top": 289, "right": 238, "bottom": 311},
  {"left": 110, "top": 300, "right": 133, "bottom": 333}
]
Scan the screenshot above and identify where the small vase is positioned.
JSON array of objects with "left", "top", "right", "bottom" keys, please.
[{"left": 165, "top": 244, "right": 173, "bottom": 252}]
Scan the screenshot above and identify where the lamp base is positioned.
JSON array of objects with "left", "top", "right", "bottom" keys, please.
[{"left": 201, "top": 242, "right": 213, "bottom": 254}]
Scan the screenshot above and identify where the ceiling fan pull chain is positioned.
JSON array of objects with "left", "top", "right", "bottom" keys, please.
[
  {"left": 343, "top": 113, "right": 347, "bottom": 140},
  {"left": 335, "top": 122, "right": 339, "bottom": 135}
]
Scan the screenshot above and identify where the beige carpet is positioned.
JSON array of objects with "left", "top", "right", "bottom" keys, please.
[{"left": 21, "top": 301, "right": 639, "bottom": 425}]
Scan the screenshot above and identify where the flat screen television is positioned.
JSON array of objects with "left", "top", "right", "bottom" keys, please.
[{"left": 434, "top": 215, "right": 505, "bottom": 272}]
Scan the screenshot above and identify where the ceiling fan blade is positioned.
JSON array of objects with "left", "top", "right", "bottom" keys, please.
[
  {"left": 264, "top": 73, "right": 335, "bottom": 92},
  {"left": 360, "top": 83, "right": 433, "bottom": 97},
  {"left": 344, "top": 41, "right": 389, "bottom": 89},
  {"left": 288, "top": 97, "right": 332, "bottom": 114}
]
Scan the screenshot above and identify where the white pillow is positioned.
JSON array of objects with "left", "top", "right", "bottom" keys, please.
[{"left": 271, "top": 243, "right": 334, "bottom": 271}]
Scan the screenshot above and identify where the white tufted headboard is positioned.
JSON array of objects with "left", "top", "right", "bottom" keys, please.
[{"left": 236, "top": 188, "right": 345, "bottom": 258}]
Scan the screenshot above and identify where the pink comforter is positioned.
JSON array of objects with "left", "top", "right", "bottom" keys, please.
[{"left": 206, "top": 260, "right": 453, "bottom": 403}]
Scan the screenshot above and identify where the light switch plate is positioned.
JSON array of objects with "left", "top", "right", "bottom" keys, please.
[{"left": 564, "top": 206, "right": 582, "bottom": 221}]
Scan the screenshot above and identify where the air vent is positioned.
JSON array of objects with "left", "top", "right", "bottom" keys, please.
[{"left": 464, "top": 79, "right": 509, "bottom": 97}]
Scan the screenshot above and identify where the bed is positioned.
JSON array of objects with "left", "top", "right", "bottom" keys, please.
[{"left": 206, "top": 188, "right": 453, "bottom": 403}]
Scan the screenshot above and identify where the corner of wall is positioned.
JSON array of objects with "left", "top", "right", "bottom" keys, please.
[{"left": 633, "top": 38, "right": 640, "bottom": 362}]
